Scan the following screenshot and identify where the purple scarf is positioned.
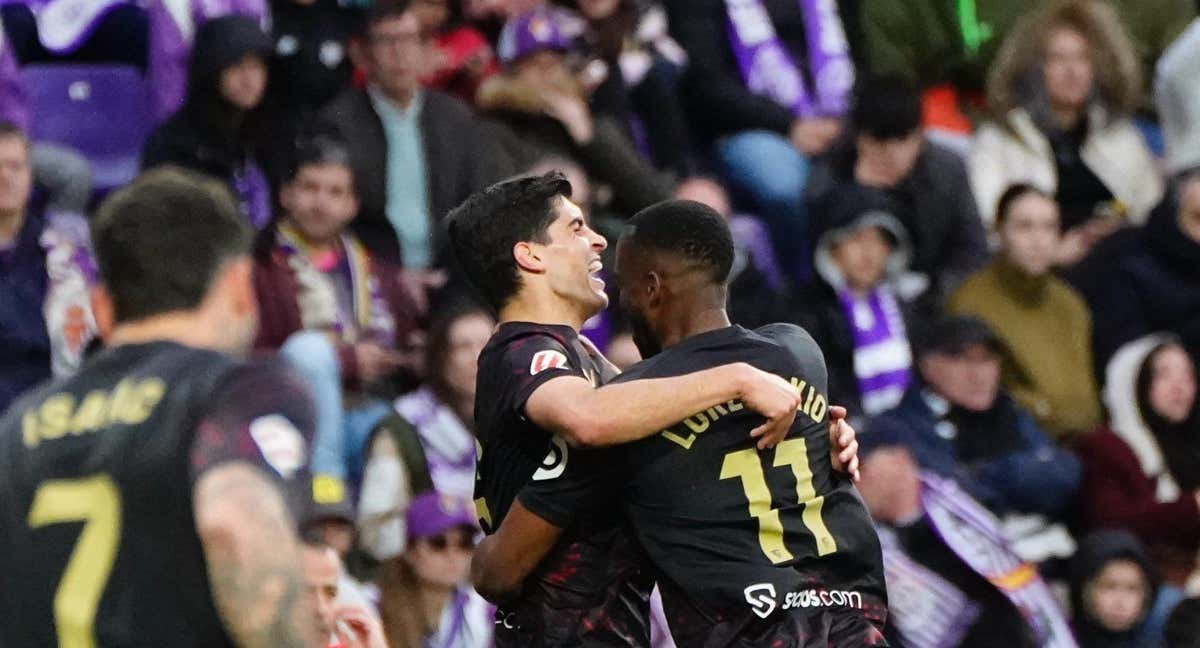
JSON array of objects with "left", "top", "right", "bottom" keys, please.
[
  {"left": 39, "top": 211, "right": 97, "bottom": 377},
  {"left": 724, "top": 0, "right": 854, "bottom": 118},
  {"left": 838, "top": 286, "right": 911, "bottom": 415},
  {"left": 921, "top": 473, "right": 1078, "bottom": 648},
  {"left": 876, "top": 525, "right": 979, "bottom": 648}
]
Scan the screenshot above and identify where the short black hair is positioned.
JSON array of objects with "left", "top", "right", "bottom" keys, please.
[
  {"left": 92, "top": 167, "right": 253, "bottom": 323},
  {"left": 358, "top": 0, "right": 414, "bottom": 36},
  {"left": 446, "top": 171, "right": 573, "bottom": 312},
  {"left": 622, "top": 200, "right": 734, "bottom": 284},
  {"left": 287, "top": 133, "right": 355, "bottom": 186},
  {"left": 0, "top": 120, "right": 28, "bottom": 146},
  {"left": 851, "top": 76, "right": 922, "bottom": 140},
  {"left": 994, "top": 183, "right": 1054, "bottom": 227}
]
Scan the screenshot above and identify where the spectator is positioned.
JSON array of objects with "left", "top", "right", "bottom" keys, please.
[
  {"left": 1166, "top": 598, "right": 1200, "bottom": 648},
  {"left": 857, "top": 443, "right": 1071, "bottom": 648},
  {"left": 860, "top": 0, "right": 1194, "bottom": 137},
  {"left": 323, "top": 0, "right": 496, "bottom": 269},
  {"left": 558, "top": 0, "right": 696, "bottom": 177},
  {"left": 867, "top": 315, "right": 1081, "bottom": 524},
  {"left": 415, "top": 0, "right": 500, "bottom": 103},
  {"left": 948, "top": 184, "right": 1102, "bottom": 442},
  {"left": 674, "top": 177, "right": 789, "bottom": 329},
  {"left": 969, "top": 0, "right": 1163, "bottom": 266},
  {"left": 261, "top": 0, "right": 359, "bottom": 185},
  {"left": 1069, "top": 530, "right": 1158, "bottom": 648},
  {"left": 1069, "top": 171, "right": 1200, "bottom": 370},
  {"left": 390, "top": 300, "right": 493, "bottom": 499},
  {"left": 142, "top": 15, "right": 274, "bottom": 228},
  {"left": 301, "top": 538, "right": 389, "bottom": 648},
  {"left": 479, "top": 7, "right": 672, "bottom": 216},
  {"left": 794, "top": 185, "right": 924, "bottom": 421},
  {"left": 146, "top": 0, "right": 269, "bottom": 121},
  {"left": 377, "top": 492, "right": 492, "bottom": 648},
  {"left": 1077, "top": 335, "right": 1200, "bottom": 592},
  {"left": 1154, "top": 18, "right": 1200, "bottom": 176},
  {"left": 253, "top": 135, "right": 419, "bottom": 482},
  {"left": 664, "top": 0, "right": 856, "bottom": 276},
  {"left": 0, "top": 121, "right": 96, "bottom": 414},
  {"left": 806, "top": 76, "right": 989, "bottom": 301}
]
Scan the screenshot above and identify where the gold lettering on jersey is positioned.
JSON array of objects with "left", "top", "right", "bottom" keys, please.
[
  {"left": 660, "top": 377, "right": 827, "bottom": 450},
  {"left": 23, "top": 378, "right": 168, "bottom": 449}
]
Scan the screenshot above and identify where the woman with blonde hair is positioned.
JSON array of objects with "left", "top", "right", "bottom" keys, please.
[{"left": 968, "top": 0, "right": 1163, "bottom": 267}]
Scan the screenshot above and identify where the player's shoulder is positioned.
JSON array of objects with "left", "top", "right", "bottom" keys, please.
[
  {"left": 480, "top": 321, "right": 581, "bottom": 368},
  {"left": 750, "top": 323, "right": 822, "bottom": 358}
]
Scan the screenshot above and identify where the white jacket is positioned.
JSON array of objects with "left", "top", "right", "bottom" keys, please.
[{"left": 968, "top": 106, "right": 1163, "bottom": 229}]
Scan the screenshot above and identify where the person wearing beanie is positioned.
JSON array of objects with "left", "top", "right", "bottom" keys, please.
[
  {"left": 1069, "top": 530, "right": 1159, "bottom": 648},
  {"left": 949, "top": 184, "right": 1102, "bottom": 442},
  {"left": 805, "top": 76, "right": 988, "bottom": 299},
  {"left": 142, "top": 14, "right": 274, "bottom": 228},
  {"left": 478, "top": 5, "right": 672, "bottom": 218},
  {"left": 376, "top": 491, "right": 492, "bottom": 648},
  {"left": 865, "top": 316, "right": 1081, "bottom": 531}
]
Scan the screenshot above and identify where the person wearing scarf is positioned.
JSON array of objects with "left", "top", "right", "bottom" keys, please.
[
  {"left": 1078, "top": 333, "right": 1200, "bottom": 642},
  {"left": 797, "top": 184, "right": 925, "bottom": 423},
  {"left": 663, "top": 0, "right": 855, "bottom": 281},
  {"left": 0, "top": 122, "right": 96, "bottom": 414},
  {"left": 857, "top": 440, "right": 1074, "bottom": 648},
  {"left": 253, "top": 134, "right": 418, "bottom": 485}
]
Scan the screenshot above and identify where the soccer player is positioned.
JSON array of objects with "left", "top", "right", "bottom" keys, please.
[
  {"left": 478, "top": 199, "right": 888, "bottom": 647},
  {"left": 0, "top": 169, "right": 321, "bottom": 647},
  {"left": 446, "top": 172, "right": 807, "bottom": 646}
]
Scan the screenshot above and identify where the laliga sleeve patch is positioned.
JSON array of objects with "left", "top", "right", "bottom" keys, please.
[
  {"left": 249, "top": 414, "right": 307, "bottom": 479},
  {"left": 530, "top": 350, "right": 569, "bottom": 375}
]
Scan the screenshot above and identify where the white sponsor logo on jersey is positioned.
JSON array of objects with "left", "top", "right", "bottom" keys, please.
[
  {"left": 530, "top": 350, "right": 569, "bottom": 375},
  {"left": 249, "top": 414, "right": 306, "bottom": 479}
]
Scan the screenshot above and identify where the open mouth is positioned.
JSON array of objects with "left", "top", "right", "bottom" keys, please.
[{"left": 588, "top": 258, "right": 605, "bottom": 289}]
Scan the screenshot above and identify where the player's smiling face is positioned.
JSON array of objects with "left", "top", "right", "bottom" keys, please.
[{"left": 539, "top": 197, "right": 609, "bottom": 315}]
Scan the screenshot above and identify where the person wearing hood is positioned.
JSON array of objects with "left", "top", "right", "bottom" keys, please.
[
  {"left": 794, "top": 184, "right": 925, "bottom": 421},
  {"left": 805, "top": 76, "right": 989, "bottom": 301},
  {"left": 949, "top": 184, "right": 1102, "bottom": 442},
  {"left": 1070, "top": 530, "right": 1158, "bottom": 648},
  {"left": 1077, "top": 334, "right": 1200, "bottom": 593},
  {"left": 142, "top": 14, "right": 274, "bottom": 229},
  {"left": 1069, "top": 170, "right": 1200, "bottom": 372}
]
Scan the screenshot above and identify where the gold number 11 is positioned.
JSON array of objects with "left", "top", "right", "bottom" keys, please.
[
  {"left": 720, "top": 438, "right": 838, "bottom": 564},
  {"left": 28, "top": 474, "right": 122, "bottom": 648}
]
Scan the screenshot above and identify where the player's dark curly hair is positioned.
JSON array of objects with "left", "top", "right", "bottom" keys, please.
[
  {"left": 446, "top": 171, "right": 573, "bottom": 312},
  {"left": 622, "top": 199, "right": 734, "bottom": 284}
]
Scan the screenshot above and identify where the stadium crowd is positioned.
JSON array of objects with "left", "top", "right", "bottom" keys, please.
[{"left": 2, "top": 0, "right": 1200, "bottom": 645}]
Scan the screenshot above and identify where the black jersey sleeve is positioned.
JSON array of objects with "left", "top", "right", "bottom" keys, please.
[
  {"left": 499, "top": 332, "right": 591, "bottom": 419},
  {"left": 188, "top": 362, "right": 316, "bottom": 498},
  {"left": 515, "top": 442, "right": 617, "bottom": 528},
  {"left": 756, "top": 323, "right": 830, "bottom": 400}
]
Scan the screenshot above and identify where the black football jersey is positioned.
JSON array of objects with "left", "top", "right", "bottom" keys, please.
[
  {"left": 0, "top": 342, "right": 314, "bottom": 648},
  {"left": 473, "top": 322, "right": 650, "bottom": 647},
  {"left": 612, "top": 325, "right": 888, "bottom": 647}
]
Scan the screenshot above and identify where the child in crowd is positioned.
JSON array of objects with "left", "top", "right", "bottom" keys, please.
[{"left": 1070, "top": 530, "right": 1158, "bottom": 647}]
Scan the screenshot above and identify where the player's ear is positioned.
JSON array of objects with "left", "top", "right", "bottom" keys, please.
[
  {"left": 91, "top": 284, "right": 115, "bottom": 341},
  {"left": 216, "top": 257, "right": 257, "bottom": 319},
  {"left": 645, "top": 271, "right": 662, "bottom": 308},
  {"left": 513, "top": 241, "right": 544, "bottom": 273}
]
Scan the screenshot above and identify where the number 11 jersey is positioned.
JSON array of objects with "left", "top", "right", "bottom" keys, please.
[{"left": 612, "top": 324, "right": 888, "bottom": 646}]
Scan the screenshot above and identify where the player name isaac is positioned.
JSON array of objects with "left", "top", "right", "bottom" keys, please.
[
  {"left": 661, "top": 377, "right": 827, "bottom": 450},
  {"left": 21, "top": 378, "right": 167, "bottom": 449}
]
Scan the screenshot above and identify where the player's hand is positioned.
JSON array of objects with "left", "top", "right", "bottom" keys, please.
[
  {"left": 742, "top": 368, "right": 802, "bottom": 450},
  {"left": 334, "top": 604, "right": 388, "bottom": 648},
  {"left": 828, "top": 406, "right": 861, "bottom": 482}
]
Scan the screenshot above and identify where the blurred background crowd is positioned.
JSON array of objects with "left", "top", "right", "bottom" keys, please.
[{"left": 3, "top": 0, "right": 1200, "bottom": 645}]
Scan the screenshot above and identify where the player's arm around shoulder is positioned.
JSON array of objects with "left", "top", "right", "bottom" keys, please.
[
  {"left": 525, "top": 363, "right": 802, "bottom": 448},
  {"left": 190, "top": 362, "right": 323, "bottom": 648}
]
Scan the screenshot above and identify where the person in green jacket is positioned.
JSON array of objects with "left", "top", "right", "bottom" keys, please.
[{"left": 948, "top": 183, "right": 1102, "bottom": 442}]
